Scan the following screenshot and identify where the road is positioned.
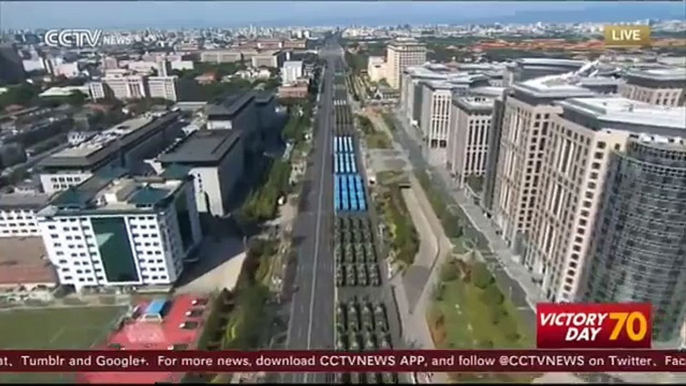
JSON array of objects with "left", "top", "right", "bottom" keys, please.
[{"left": 284, "top": 41, "right": 339, "bottom": 384}]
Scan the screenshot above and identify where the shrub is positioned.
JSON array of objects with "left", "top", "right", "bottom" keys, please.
[
  {"left": 481, "top": 284, "right": 505, "bottom": 305},
  {"left": 490, "top": 306, "right": 509, "bottom": 325},
  {"left": 439, "top": 262, "right": 459, "bottom": 282},
  {"left": 471, "top": 263, "right": 494, "bottom": 289}
]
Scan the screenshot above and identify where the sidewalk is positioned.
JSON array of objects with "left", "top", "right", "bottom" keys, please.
[{"left": 388, "top": 108, "right": 541, "bottom": 328}]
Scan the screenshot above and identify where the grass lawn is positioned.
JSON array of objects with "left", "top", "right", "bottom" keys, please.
[
  {"left": 365, "top": 132, "right": 393, "bottom": 149},
  {"left": 0, "top": 305, "right": 127, "bottom": 383},
  {"left": 374, "top": 176, "right": 420, "bottom": 268},
  {"left": 429, "top": 261, "right": 537, "bottom": 383}
]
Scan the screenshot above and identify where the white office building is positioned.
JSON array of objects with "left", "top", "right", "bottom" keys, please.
[
  {"left": 281, "top": 61, "right": 303, "bottom": 85},
  {"left": 148, "top": 76, "right": 179, "bottom": 102},
  {"left": 36, "top": 170, "right": 202, "bottom": 291},
  {"left": 102, "top": 72, "right": 148, "bottom": 100},
  {"left": 0, "top": 194, "right": 51, "bottom": 238}
]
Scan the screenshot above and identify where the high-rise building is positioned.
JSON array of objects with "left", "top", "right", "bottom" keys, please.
[
  {"left": 148, "top": 76, "right": 179, "bottom": 102},
  {"left": 39, "top": 112, "right": 182, "bottom": 194},
  {"left": 400, "top": 65, "right": 490, "bottom": 129},
  {"left": 37, "top": 169, "right": 202, "bottom": 291},
  {"left": 583, "top": 131, "right": 686, "bottom": 343},
  {"left": 367, "top": 57, "right": 387, "bottom": 82},
  {"left": 281, "top": 61, "right": 303, "bottom": 85},
  {"left": 101, "top": 56, "right": 119, "bottom": 71},
  {"left": 419, "top": 81, "right": 453, "bottom": 166},
  {"left": 156, "top": 59, "right": 171, "bottom": 77},
  {"left": 0, "top": 43, "right": 26, "bottom": 84},
  {"left": 0, "top": 193, "right": 52, "bottom": 238},
  {"left": 482, "top": 89, "right": 510, "bottom": 216},
  {"left": 619, "top": 68, "right": 686, "bottom": 107},
  {"left": 519, "top": 96, "right": 686, "bottom": 344},
  {"left": 447, "top": 96, "right": 495, "bottom": 187},
  {"left": 386, "top": 40, "right": 427, "bottom": 89},
  {"left": 206, "top": 91, "right": 257, "bottom": 131},
  {"left": 88, "top": 81, "right": 112, "bottom": 101},
  {"left": 491, "top": 77, "right": 595, "bottom": 255},
  {"left": 157, "top": 130, "right": 244, "bottom": 224},
  {"left": 102, "top": 72, "right": 148, "bottom": 100}
]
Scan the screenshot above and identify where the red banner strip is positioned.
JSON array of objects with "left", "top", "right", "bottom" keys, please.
[{"left": 1, "top": 350, "right": 686, "bottom": 372}]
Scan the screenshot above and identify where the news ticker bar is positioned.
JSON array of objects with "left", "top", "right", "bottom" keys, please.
[{"left": 3, "top": 350, "right": 686, "bottom": 373}]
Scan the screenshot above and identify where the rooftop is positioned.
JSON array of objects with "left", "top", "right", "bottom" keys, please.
[
  {"left": 454, "top": 96, "right": 496, "bottom": 112},
  {"left": 39, "top": 168, "right": 187, "bottom": 215},
  {"left": 158, "top": 129, "right": 241, "bottom": 165},
  {"left": 511, "top": 58, "right": 586, "bottom": 68},
  {"left": 79, "top": 294, "right": 211, "bottom": 384},
  {"left": 283, "top": 60, "right": 303, "bottom": 68},
  {"left": 389, "top": 39, "right": 425, "bottom": 48},
  {"left": 254, "top": 91, "right": 275, "bottom": 105},
  {"left": 559, "top": 97, "right": 686, "bottom": 130},
  {"left": 0, "top": 193, "right": 51, "bottom": 210},
  {"left": 206, "top": 91, "right": 255, "bottom": 117},
  {"left": 514, "top": 75, "right": 596, "bottom": 99},
  {"left": 625, "top": 68, "right": 686, "bottom": 82},
  {"left": 0, "top": 237, "right": 57, "bottom": 286},
  {"left": 470, "top": 86, "right": 506, "bottom": 98},
  {"left": 40, "top": 112, "right": 180, "bottom": 169}
]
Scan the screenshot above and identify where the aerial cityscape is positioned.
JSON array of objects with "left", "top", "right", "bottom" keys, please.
[{"left": 0, "top": 0, "right": 685, "bottom": 384}]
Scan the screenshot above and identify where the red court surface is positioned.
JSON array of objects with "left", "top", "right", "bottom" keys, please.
[{"left": 77, "top": 294, "right": 210, "bottom": 384}]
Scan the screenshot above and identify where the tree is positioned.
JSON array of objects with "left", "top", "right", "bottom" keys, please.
[
  {"left": 471, "top": 263, "right": 494, "bottom": 289},
  {"left": 66, "top": 91, "right": 87, "bottom": 106},
  {"left": 481, "top": 284, "right": 505, "bottom": 306},
  {"left": 0, "top": 83, "right": 40, "bottom": 109},
  {"left": 439, "top": 262, "right": 459, "bottom": 283}
]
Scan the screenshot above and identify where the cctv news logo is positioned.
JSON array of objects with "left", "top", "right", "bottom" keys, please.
[
  {"left": 44, "top": 29, "right": 132, "bottom": 48},
  {"left": 536, "top": 303, "right": 652, "bottom": 349}
]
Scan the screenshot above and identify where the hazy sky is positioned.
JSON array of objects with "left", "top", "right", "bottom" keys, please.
[{"left": 1, "top": 1, "right": 684, "bottom": 29}]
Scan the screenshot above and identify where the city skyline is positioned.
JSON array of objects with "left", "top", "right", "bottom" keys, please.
[{"left": 1, "top": 1, "right": 684, "bottom": 29}]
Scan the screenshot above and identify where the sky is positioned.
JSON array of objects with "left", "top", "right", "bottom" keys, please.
[{"left": 0, "top": 1, "right": 684, "bottom": 30}]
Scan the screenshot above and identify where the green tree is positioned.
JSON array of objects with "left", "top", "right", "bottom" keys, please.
[
  {"left": 439, "top": 262, "right": 459, "bottom": 282},
  {"left": 66, "top": 91, "right": 87, "bottom": 106},
  {"left": 0, "top": 83, "right": 40, "bottom": 109},
  {"left": 471, "top": 263, "right": 494, "bottom": 289}
]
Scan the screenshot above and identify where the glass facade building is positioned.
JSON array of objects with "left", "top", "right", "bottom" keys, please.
[{"left": 584, "top": 139, "right": 686, "bottom": 342}]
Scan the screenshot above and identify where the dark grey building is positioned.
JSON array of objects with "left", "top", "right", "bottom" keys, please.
[
  {"left": 482, "top": 89, "right": 510, "bottom": 215},
  {"left": 0, "top": 44, "right": 26, "bottom": 84},
  {"left": 583, "top": 138, "right": 686, "bottom": 343}
]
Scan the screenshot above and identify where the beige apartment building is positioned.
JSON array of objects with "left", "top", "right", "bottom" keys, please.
[
  {"left": 492, "top": 77, "right": 594, "bottom": 254},
  {"left": 419, "top": 81, "right": 453, "bottom": 166},
  {"left": 619, "top": 68, "right": 686, "bottom": 107},
  {"left": 448, "top": 96, "right": 494, "bottom": 187},
  {"left": 367, "top": 56, "right": 386, "bottom": 82},
  {"left": 386, "top": 40, "right": 427, "bottom": 89},
  {"left": 525, "top": 97, "right": 686, "bottom": 315},
  {"left": 200, "top": 50, "right": 243, "bottom": 63}
]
